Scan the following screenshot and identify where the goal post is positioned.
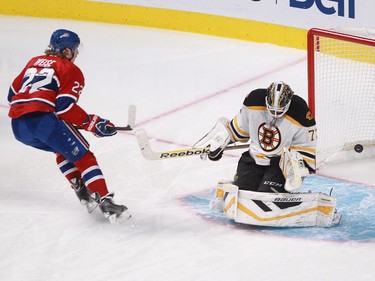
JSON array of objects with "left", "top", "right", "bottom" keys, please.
[{"left": 307, "top": 28, "right": 375, "bottom": 167}]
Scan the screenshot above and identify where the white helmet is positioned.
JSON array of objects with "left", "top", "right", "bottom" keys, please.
[{"left": 265, "top": 81, "right": 294, "bottom": 119}]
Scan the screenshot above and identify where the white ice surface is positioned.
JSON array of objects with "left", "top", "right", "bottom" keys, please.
[{"left": 0, "top": 16, "right": 374, "bottom": 281}]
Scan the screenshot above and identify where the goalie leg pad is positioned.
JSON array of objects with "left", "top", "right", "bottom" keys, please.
[
  {"left": 221, "top": 184, "right": 239, "bottom": 219},
  {"left": 210, "top": 180, "right": 235, "bottom": 211},
  {"left": 209, "top": 186, "right": 225, "bottom": 211},
  {"left": 222, "top": 188, "right": 340, "bottom": 227}
]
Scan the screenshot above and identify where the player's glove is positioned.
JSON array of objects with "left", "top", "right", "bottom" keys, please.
[
  {"left": 82, "top": 114, "right": 117, "bottom": 137},
  {"left": 208, "top": 147, "right": 224, "bottom": 161},
  {"left": 193, "top": 117, "right": 234, "bottom": 161}
]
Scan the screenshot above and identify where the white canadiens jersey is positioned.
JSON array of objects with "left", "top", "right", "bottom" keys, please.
[{"left": 228, "top": 89, "right": 317, "bottom": 171}]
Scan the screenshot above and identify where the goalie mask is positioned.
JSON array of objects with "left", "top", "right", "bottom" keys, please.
[{"left": 266, "top": 81, "right": 294, "bottom": 119}]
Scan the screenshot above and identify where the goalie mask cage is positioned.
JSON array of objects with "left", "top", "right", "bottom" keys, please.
[{"left": 307, "top": 28, "right": 375, "bottom": 167}]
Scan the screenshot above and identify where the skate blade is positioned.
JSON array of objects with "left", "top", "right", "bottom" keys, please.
[
  {"left": 104, "top": 210, "right": 132, "bottom": 224},
  {"left": 80, "top": 199, "right": 98, "bottom": 213},
  {"left": 86, "top": 201, "right": 99, "bottom": 214},
  {"left": 332, "top": 213, "right": 343, "bottom": 225}
]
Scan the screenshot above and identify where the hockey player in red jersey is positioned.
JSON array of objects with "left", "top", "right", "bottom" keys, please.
[
  {"left": 7, "top": 29, "right": 130, "bottom": 223},
  {"left": 195, "top": 81, "right": 317, "bottom": 193}
]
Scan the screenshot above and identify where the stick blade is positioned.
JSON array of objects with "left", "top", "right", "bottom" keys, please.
[
  {"left": 128, "top": 104, "right": 136, "bottom": 128},
  {"left": 111, "top": 104, "right": 136, "bottom": 132},
  {"left": 135, "top": 129, "right": 160, "bottom": 160}
]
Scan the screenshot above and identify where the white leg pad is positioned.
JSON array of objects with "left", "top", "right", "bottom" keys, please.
[
  {"left": 221, "top": 187, "right": 340, "bottom": 227},
  {"left": 210, "top": 180, "right": 235, "bottom": 211},
  {"left": 222, "top": 184, "right": 239, "bottom": 220}
]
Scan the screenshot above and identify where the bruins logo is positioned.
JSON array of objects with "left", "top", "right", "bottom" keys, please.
[{"left": 258, "top": 122, "right": 281, "bottom": 151}]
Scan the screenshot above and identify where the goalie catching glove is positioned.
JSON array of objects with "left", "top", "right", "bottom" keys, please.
[
  {"left": 82, "top": 114, "right": 117, "bottom": 137},
  {"left": 193, "top": 117, "right": 234, "bottom": 161},
  {"left": 280, "top": 147, "right": 309, "bottom": 192}
]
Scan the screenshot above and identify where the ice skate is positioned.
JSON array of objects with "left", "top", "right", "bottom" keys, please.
[
  {"left": 71, "top": 178, "right": 98, "bottom": 213},
  {"left": 332, "top": 210, "right": 342, "bottom": 226},
  {"left": 97, "top": 192, "right": 131, "bottom": 223}
]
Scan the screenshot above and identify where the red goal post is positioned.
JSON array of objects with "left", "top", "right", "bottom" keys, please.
[{"left": 307, "top": 28, "right": 375, "bottom": 167}]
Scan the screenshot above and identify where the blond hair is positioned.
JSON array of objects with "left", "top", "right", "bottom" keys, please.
[{"left": 44, "top": 47, "right": 69, "bottom": 59}]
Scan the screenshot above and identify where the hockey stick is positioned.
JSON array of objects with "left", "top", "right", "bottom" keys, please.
[
  {"left": 76, "top": 105, "right": 136, "bottom": 132},
  {"left": 135, "top": 128, "right": 249, "bottom": 160},
  {"left": 107, "top": 104, "right": 137, "bottom": 132}
]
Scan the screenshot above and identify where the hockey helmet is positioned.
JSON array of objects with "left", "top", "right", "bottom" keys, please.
[
  {"left": 49, "top": 29, "right": 80, "bottom": 53},
  {"left": 265, "top": 81, "right": 294, "bottom": 119}
]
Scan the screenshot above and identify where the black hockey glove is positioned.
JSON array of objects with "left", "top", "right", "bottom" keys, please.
[{"left": 208, "top": 147, "right": 224, "bottom": 161}]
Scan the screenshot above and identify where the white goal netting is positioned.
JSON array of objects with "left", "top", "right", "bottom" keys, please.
[{"left": 308, "top": 28, "right": 375, "bottom": 167}]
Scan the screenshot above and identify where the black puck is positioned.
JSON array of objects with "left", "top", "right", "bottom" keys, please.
[{"left": 354, "top": 144, "right": 363, "bottom": 153}]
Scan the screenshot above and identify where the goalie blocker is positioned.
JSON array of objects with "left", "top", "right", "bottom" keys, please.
[{"left": 211, "top": 181, "right": 342, "bottom": 227}]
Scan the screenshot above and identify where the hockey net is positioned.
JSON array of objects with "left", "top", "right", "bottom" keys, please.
[{"left": 307, "top": 28, "right": 375, "bottom": 168}]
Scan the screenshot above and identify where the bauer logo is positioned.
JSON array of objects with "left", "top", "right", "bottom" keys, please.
[{"left": 290, "top": 0, "right": 355, "bottom": 19}]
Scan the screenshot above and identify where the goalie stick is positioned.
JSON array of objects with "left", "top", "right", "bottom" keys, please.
[{"left": 135, "top": 128, "right": 249, "bottom": 160}]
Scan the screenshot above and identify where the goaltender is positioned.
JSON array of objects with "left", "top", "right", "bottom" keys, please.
[{"left": 194, "top": 81, "right": 341, "bottom": 227}]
